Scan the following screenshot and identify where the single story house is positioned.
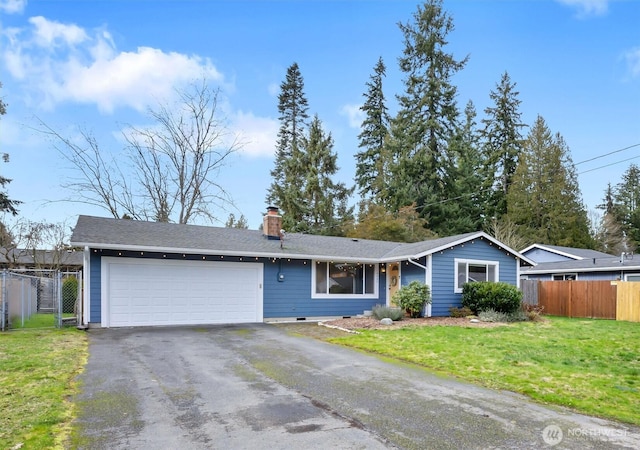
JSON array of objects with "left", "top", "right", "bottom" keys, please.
[
  {"left": 70, "top": 210, "right": 534, "bottom": 328},
  {"left": 520, "top": 244, "right": 640, "bottom": 281},
  {"left": 0, "top": 248, "right": 83, "bottom": 271}
]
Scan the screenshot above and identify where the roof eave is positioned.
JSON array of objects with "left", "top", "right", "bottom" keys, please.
[
  {"left": 71, "top": 241, "right": 383, "bottom": 263},
  {"left": 523, "top": 265, "right": 640, "bottom": 274},
  {"left": 407, "top": 232, "right": 535, "bottom": 266}
]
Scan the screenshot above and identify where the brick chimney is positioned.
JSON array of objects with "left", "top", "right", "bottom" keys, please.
[{"left": 263, "top": 206, "right": 283, "bottom": 240}]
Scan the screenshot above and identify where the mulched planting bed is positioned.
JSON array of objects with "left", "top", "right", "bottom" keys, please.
[{"left": 321, "top": 316, "right": 506, "bottom": 331}]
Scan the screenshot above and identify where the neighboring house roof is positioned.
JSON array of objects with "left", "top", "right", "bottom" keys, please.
[
  {"left": 521, "top": 243, "right": 614, "bottom": 262},
  {"left": 521, "top": 254, "right": 640, "bottom": 275},
  {"left": 0, "top": 248, "right": 83, "bottom": 268},
  {"left": 70, "top": 215, "right": 535, "bottom": 265}
]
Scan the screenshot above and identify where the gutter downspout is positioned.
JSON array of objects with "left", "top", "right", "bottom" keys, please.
[{"left": 408, "top": 256, "right": 432, "bottom": 317}]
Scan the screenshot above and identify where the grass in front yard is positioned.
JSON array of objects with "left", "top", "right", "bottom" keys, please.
[
  {"left": 0, "top": 328, "right": 88, "bottom": 449},
  {"left": 329, "top": 316, "right": 640, "bottom": 425}
]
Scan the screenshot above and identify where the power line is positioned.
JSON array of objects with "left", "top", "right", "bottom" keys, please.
[
  {"left": 575, "top": 143, "right": 640, "bottom": 166},
  {"left": 578, "top": 154, "right": 640, "bottom": 175}
]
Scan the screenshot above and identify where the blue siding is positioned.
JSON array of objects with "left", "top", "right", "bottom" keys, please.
[
  {"left": 431, "top": 238, "right": 519, "bottom": 317},
  {"left": 89, "top": 251, "right": 101, "bottom": 323},
  {"left": 524, "top": 248, "right": 573, "bottom": 263},
  {"left": 401, "top": 261, "right": 426, "bottom": 285},
  {"left": 263, "top": 259, "right": 385, "bottom": 318}
]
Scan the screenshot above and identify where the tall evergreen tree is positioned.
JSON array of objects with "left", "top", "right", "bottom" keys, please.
[
  {"left": 594, "top": 183, "right": 628, "bottom": 252},
  {"left": 445, "top": 100, "right": 486, "bottom": 233},
  {"left": 384, "top": 0, "right": 468, "bottom": 235},
  {"left": 506, "top": 116, "right": 592, "bottom": 247},
  {"left": 355, "top": 57, "right": 390, "bottom": 202},
  {"left": 612, "top": 164, "right": 640, "bottom": 250},
  {"left": 266, "top": 63, "right": 309, "bottom": 230},
  {"left": 300, "top": 115, "right": 353, "bottom": 235},
  {"left": 481, "top": 71, "right": 527, "bottom": 218}
]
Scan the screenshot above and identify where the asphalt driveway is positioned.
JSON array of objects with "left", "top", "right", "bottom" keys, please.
[{"left": 72, "top": 324, "right": 640, "bottom": 449}]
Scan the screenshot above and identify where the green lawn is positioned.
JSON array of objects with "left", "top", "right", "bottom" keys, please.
[
  {"left": 330, "top": 316, "right": 640, "bottom": 425},
  {"left": 0, "top": 327, "right": 87, "bottom": 449}
]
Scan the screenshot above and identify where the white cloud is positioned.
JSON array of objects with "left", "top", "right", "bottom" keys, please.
[
  {"left": 29, "top": 16, "right": 88, "bottom": 47},
  {"left": 556, "top": 0, "right": 609, "bottom": 17},
  {"left": 340, "top": 103, "right": 363, "bottom": 129},
  {"left": 624, "top": 47, "right": 640, "bottom": 78},
  {"left": 0, "top": 0, "right": 26, "bottom": 14},
  {"left": 231, "top": 110, "right": 278, "bottom": 158},
  {"left": 1, "top": 16, "right": 226, "bottom": 113}
]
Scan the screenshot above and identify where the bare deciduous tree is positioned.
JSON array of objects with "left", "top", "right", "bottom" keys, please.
[
  {"left": 38, "top": 79, "right": 242, "bottom": 224},
  {"left": 486, "top": 216, "right": 530, "bottom": 252},
  {"left": 0, "top": 218, "right": 73, "bottom": 270}
]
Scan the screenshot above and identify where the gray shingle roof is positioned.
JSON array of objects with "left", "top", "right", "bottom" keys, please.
[
  {"left": 522, "top": 255, "right": 640, "bottom": 274},
  {"left": 70, "top": 215, "right": 531, "bottom": 263},
  {"left": 522, "top": 243, "right": 614, "bottom": 261},
  {"left": 0, "top": 248, "right": 83, "bottom": 267}
]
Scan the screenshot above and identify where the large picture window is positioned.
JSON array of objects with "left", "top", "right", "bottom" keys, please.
[
  {"left": 313, "top": 261, "right": 377, "bottom": 297},
  {"left": 454, "top": 259, "right": 499, "bottom": 293}
]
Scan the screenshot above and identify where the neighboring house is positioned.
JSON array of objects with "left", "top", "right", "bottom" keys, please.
[
  {"left": 69, "top": 211, "right": 534, "bottom": 328},
  {"left": 0, "top": 248, "right": 83, "bottom": 272},
  {"left": 520, "top": 244, "right": 639, "bottom": 281}
]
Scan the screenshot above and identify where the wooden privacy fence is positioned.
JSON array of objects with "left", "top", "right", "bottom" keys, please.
[
  {"left": 521, "top": 280, "right": 640, "bottom": 322},
  {"left": 616, "top": 282, "right": 640, "bottom": 322}
]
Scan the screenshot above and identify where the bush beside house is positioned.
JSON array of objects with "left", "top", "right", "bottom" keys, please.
[
  {"left": 461, "top": 282, "right": 522, "bottom": 315},
  {"left": 392, "top": 281, "right": 431, "bottom": 318}
]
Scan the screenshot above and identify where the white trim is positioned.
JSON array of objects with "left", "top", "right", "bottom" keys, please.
[
  {"left": 311, "top": 260, "right": 379, "bottom": 299},
  {"left": 520, "top": 244, "right": 583, "bottom": 260},
  {"left": 409, "top": 232, "right": 535, "bottom": 266},
  {"left": 454, "top": 258, "right": 500, "bottom": 293},
  {"left": 425, "top": 254, "right": 433, "bottom": 317},
  {"left": 100, "top": 257, "right": 263, "bottom": 328},
  {"left": 624, "top": 273, "right": 640, "bottom": 281},
  {"left": 83, "top": 246, "right": 90, "bottom": 326}
]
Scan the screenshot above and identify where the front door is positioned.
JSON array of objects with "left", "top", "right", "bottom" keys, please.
[{"left": 387, "top": 262, "right": 401, "bottom": 306}]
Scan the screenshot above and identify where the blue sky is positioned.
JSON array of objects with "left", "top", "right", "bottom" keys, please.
[{"left": 0, "top": 0, "right": 639, "bottom": 235}]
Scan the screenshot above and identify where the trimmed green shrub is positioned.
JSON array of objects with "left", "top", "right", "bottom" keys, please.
[
  {"left": 62, "top": 276, "right": 78, "bottom": 314},
  {"left": 392, "top": 281, "right": 431, "bottom": 318},
  {"left": 461, "top": 282, "right": 522, "bottom": 314},
  {"left": 372, "top": 304, "right": 404, "bottom": 321}
]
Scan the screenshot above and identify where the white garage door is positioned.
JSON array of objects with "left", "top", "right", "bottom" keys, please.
[{"left": 102, "top": 257, "right": 263, "bottom": 327}]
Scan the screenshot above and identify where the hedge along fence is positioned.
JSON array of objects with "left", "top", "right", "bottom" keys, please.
[{"left": 521, "top": 280, "right": 640, "bottom": 322}]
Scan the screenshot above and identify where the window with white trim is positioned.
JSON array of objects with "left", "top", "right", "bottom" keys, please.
[
  {"left": 625, "top": 274, "right": 640, "bottom": 282},
  {"left": 552, "top": 273, "right": 577, "bottom": 281},
  {"left": 313, "top": 261, "right": 377, "bottom": 297},
  {"left": 454, "top": 259, "right": 499, "bottom": 293}
]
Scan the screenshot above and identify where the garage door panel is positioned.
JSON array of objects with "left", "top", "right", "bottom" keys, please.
[{"left": 103, "top": 258, "right": 262, "bottom": 327}]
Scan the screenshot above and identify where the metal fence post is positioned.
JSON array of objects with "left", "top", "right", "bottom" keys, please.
[
  {"left": 1, "top": 270, "right": 5, "bottom": 331},
  {"left": 56, "top": 271, "right": 62, "bottom": 328}
]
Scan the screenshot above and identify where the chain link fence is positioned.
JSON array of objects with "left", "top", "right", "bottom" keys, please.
[{"left": 0, "top": 270, "right": 82, "bottom": 331}]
